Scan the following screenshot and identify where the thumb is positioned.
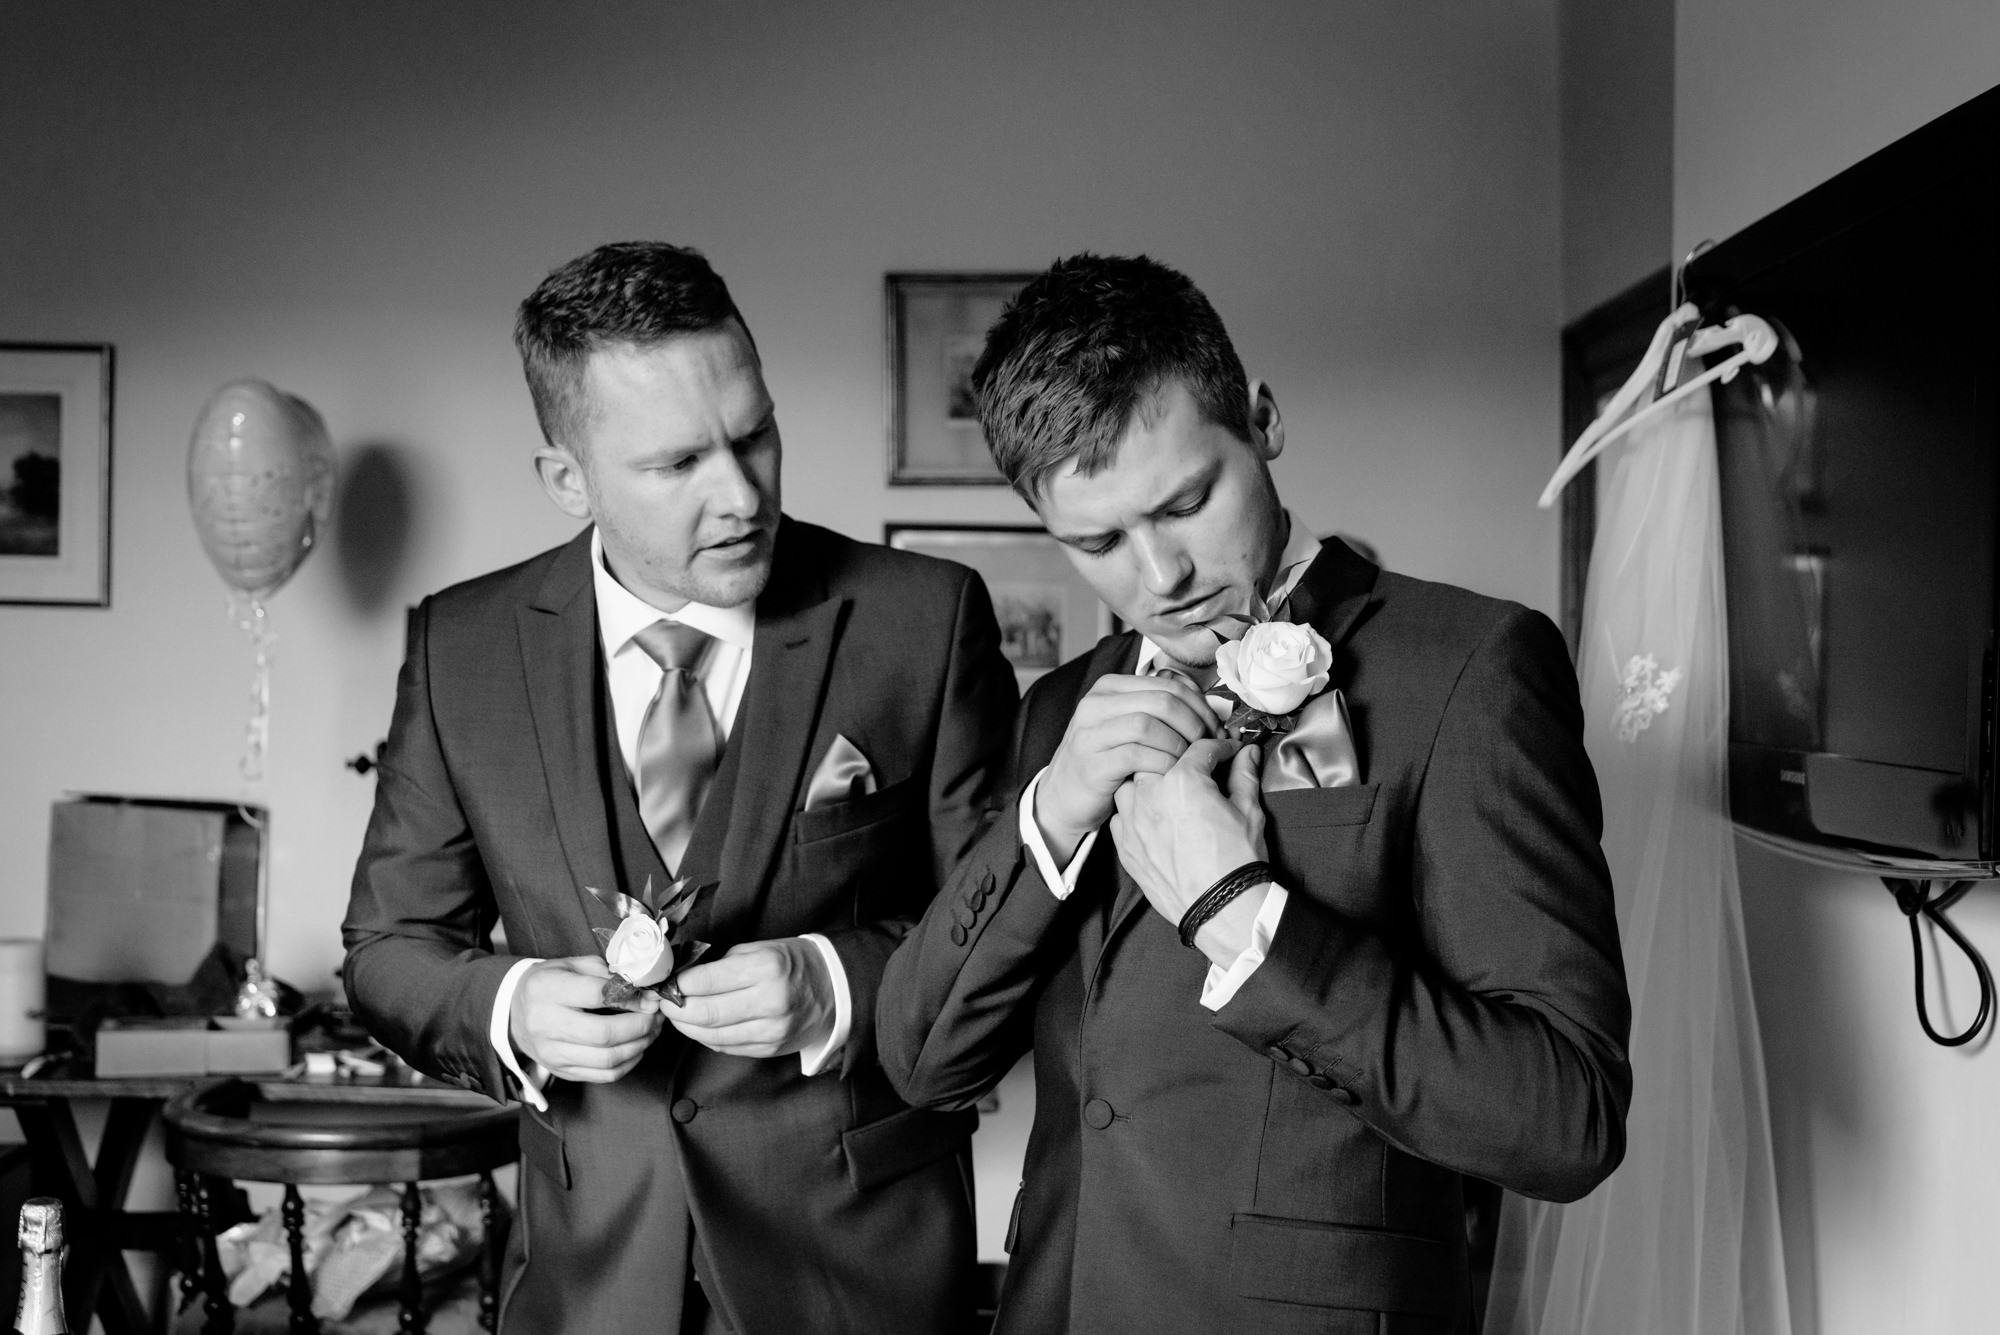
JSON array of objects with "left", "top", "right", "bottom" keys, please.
[
  {"left": 1173, "top": 737, "right": 1238, "bottom": 779},
  {"left": 1228, "top": 743, "right": 1264, "bottom": 819}
]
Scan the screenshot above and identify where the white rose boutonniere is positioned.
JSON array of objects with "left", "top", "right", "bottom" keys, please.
[
  {"left": 585, "top": 874, "right": 714, "bottom": 1006},
  {"left": 1210, "top": 603, "right": 1335, "bottom": 742}
]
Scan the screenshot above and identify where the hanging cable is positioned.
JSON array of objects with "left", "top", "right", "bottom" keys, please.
[{"left": 1882, "top": 878, "right": 1994, "bottom": 1046}]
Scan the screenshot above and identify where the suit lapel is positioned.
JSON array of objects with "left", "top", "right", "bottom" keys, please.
[
  {"left": 1100, "top": 538, "right": 1385, "bottom": 948},
  {"left": 516, "top": 529, "right": 623, "bottom": 945},
  {"left": 704, "top": 523, "right": 846, "bottom": 943}
]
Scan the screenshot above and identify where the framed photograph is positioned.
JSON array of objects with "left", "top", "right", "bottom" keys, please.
[
  {"left": 887, "top": 523, "right": 1117, "bottom": 689},
  {"left": 0, "top": 343, "right": 113, "bottom": 606},
  {"left": 886, "top": 272, "right": 1037, "bottom": 485}
]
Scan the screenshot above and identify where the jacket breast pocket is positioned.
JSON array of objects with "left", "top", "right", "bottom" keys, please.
[
  {"left": 1266, "top": 784, "right": 1382, "bottom": 906},
  {"left": 794, "top": 775, "right": 920, "bottom": 845},
  {"left": 1265, "top": 783, "right": 1378, "bottom": 829}
]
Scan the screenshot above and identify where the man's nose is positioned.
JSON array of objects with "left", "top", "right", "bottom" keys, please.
[
  {"left": 1133, "top": 531, "right": 1193, "bottom": 598},
  {"left": 705, "top": 447, "right": 765, "bottom": 519}
]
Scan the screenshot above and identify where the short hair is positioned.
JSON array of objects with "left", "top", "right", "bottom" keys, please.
[
  {"left": 514, "top": 241, "right": 749, "bottom": 451},
  {"left": 971, "top": 254, "right": 1251, "bottom": 503}
]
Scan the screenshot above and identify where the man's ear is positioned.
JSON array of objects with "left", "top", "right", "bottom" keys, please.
[
  {"left": 1247, "top": 380, "right": 1284, "bottom": 462},
  {"left": 532, "top": 446, "right": 594, "bottom": 521}
]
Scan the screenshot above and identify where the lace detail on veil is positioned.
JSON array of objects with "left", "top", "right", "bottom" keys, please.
[{"left": 1612, "top": 653, "right": 1684, "bottom": 742}]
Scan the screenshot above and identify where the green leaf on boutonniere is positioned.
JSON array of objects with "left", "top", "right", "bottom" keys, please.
[{"left": 1225, "top": 701, "right": 1298, "bottom": 745}]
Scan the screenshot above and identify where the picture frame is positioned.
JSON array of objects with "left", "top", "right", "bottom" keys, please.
[
  {"left": 886, "top": 272, "right": 1036, "bottom": 486},
  {"left": 0, "top": 343, "right": 113, "bottom": 606},
  {"left": 887, "top": 523, "right": 1117, "bottom": 689}
]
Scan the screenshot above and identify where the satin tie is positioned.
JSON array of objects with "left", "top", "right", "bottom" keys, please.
[{"left": 632, "top": 620, "right": 720, "bottom": 875}]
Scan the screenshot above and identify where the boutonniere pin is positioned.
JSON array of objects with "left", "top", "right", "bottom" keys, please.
[
  {"left": 1210, "top": 598, "right": 1334, "bottom": 744},
  {"left": 585, "top": 875, "right": 715, "bottom": 1006}
]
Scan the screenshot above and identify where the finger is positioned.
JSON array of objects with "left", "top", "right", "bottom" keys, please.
[
  {"left": 542, "top": 1030, "right": 660, "bottom": 1073},
  {"left": 527, "top": 964, "right": 647, "bottom": 1014},
  {"left": 1089, "top": 689, "right": 1218, "bottom": 746},
  {"left": 558, "top": 954, "right": 613, "bottom": 977},
  {"left": 668, "top": 1014, "right": 789, "bottom": 1053},
  {"left": 1227, "top": 743, "right": 1264, "bottom": 818},
  {"left": 541, "top": 1006, "right": 662, "bottom": 1048},
  {"left": 1172, "top": 737, "right": 1240, "bottom": 780},
  {"left": 1096, "top": 712, "right": 1205, "bottom": 762},
  {"left": 673, "top": 946, "right": 782, "bottom": 998}
]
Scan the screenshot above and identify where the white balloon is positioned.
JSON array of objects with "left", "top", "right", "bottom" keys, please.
[{"left": 186, "top": 380, "right": 335, "bottom": 598}]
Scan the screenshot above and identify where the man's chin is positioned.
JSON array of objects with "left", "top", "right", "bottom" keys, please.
[{"left": 1144, "top": 625, "right": 1220, "bottom": 669}]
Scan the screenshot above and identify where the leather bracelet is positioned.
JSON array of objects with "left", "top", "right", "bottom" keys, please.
[{"left": 1178, "top": 861, "right": 1278, "bottom": 949}]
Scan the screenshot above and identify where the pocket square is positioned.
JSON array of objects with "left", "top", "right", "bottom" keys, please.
[
  {"left": 805, "top": 733, "right": 879, "bottom": 810},
  {"left": 1265, "top": 688, "right": 1360, "bottom": 792}
]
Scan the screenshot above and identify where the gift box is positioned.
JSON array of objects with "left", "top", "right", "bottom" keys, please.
[{"left": 46, "top": 795, "right": 263, "bottom": 986}]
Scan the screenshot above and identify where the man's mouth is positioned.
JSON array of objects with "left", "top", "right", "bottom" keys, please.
[
  {"left": 702, "top": 530, "right": 768, "bottom": 559},
  {"left": 1156, "top": 592, "right": 1225, "bottom": 628}
]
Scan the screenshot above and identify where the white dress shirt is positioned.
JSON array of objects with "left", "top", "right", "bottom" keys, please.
[
  {"left": 490, "top": 530, "right": 853, "bottom": 1110},
  {"left": 1018, "top": 512, "right": 1325, "bottom": 1010}
]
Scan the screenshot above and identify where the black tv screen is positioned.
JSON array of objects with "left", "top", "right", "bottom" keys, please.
[{"left": 1687, "top": 83, "right": 2000, "bottom": 863}]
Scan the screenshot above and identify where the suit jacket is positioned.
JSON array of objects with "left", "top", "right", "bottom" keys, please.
[
  {"left": 878, "top": 538, "right": 1631, "bottom": 1335},
  {"left": 343, "top": 518, "right": 1018, "bottom": 1334}
]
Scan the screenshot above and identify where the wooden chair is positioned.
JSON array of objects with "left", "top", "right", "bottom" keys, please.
[{"left": 163, "top": 1078, "right": 518, "bottom": 1335}]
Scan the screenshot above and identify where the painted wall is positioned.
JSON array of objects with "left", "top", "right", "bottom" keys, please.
[
  {"left": 1557, "top": 0, "right": 1674, "bottom": 320},
  {"left": 1673, "top": 3, "right": 2000, "bottom": 1331},
  {"left": 1, "top": 0, "right": 1562, "bottom": 1270}
]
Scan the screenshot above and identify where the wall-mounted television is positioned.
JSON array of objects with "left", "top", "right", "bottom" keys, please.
[{"left": 1686, "top": 83, "right": 2000, "bottom": 866}]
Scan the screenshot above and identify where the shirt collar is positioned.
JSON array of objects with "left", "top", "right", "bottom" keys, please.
[
  {"left": 1134, "top": 509, "right": 1320, "bottom": 673},
  {"left": 590, "top": 529, "right": 757, "bottom": 656}
]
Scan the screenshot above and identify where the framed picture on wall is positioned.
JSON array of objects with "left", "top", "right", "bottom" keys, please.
[
  {"left": 0, "top": 343, "right": 113, "bottom": 607},
  {"left": 886, "top": 272, "right": 1036, "bottom": 485},
  {"left": 886, "top": 523, "right": 1117, "bottom": 688}
]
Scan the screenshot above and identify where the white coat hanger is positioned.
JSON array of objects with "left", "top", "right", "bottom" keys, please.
[{"left": 1538, "top": 243, "right": 1780, "bottom": 510}]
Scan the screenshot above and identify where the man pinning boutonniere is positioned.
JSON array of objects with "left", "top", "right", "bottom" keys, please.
[{"left": 880, "top": 253, "right": 1630, "bottom": 1335}]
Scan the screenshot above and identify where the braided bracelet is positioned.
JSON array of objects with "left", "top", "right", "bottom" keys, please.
[{"left": 1178, "top": 861, "right": 1279, "bottom": 948}]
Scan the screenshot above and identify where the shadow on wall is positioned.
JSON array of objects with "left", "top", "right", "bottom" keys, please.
[{"left": 334, "top": 442, "right": 419, "bottom": 616}]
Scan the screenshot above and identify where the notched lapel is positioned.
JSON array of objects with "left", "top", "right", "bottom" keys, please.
[{"left": 517, "top": 532, "right": 620, "bottom": 946}]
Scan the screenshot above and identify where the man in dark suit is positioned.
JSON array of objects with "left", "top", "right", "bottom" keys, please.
[
  {"left": 879, "top": 255, "right": 1631, "bottom": 1334},
  {"left": 343, "top": 242, "right": 1017, "bottom": 1333}
]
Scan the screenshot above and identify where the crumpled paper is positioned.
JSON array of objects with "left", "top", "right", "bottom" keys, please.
[{"left": 212, "top": 1178, "right": 502, "bottom": 1321}]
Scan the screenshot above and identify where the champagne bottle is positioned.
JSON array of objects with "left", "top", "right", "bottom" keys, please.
[{"left": 13, "top": 1198, "right": 66, "bottom": 1335}]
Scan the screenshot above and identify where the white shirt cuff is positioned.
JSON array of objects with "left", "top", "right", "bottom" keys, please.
[
  {"left": 490, "top": 956, "right": 553, "bottom": 1111},
  {"left": 1200, "top": 885, "right": 1288, "bottom": 1011},
  {"left": 796, "top": 933, "right": 851, "bottom": 1076},
  {"left": 1018, "top": 768, "right": 1099, "bottom": 901}
]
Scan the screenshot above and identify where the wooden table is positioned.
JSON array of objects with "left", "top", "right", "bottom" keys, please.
[{"left": 0, "top": 1065, "right": 496, "bottom": 1335}]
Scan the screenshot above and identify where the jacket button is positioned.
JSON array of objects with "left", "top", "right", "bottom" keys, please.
[
  {"left": 980, "top": 871, "right": 996, "bottom": 896},
  {"left": 1267, "top": 1045, "right": 1292, "bottom": 1064},
  {"left": 670, "top": 1098, "right": 699, "bottom": 1124},
  {"left": 949, "top": 924, "right": 968, "bottom": 947},
  {"left": 1305, "top": 1073, "right": 1336, "bottom": 1090},
  {"left": 1287, "top": 1057, "right": 1314, "bottom": 1077},
  {"left": 1082, "top": 1098, "right": 1114, "bottom": 1130},
  {"left": 953, "top": 903, "right": 977, "bottom": 928}
]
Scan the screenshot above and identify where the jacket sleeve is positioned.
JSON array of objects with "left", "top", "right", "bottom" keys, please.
[
  {"left": 1211, "top": 606, "right": 1633, "bottom": 1201},
  {"left": 877, "top": 671, "right": 1078, "bottom": 1110},
  {"left": 818, "top": 568, "right": 1020, "bottom": 1079},
  {"left": 342, "top": 597, "right": 525, "bottom": 1103}
]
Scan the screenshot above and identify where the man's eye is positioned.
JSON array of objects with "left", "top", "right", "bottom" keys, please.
[
  {"left": 1079, "top": 535, "right": 1120, "bottom": 558},
  {"left": 1166, "top": 494, "right": 1207, "bottom": 518}
]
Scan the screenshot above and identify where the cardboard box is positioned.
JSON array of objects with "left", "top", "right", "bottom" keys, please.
[
  {"left": 94, "top": 1016, "right": 291, "bottom": 1078},
  {"left": 47, "top": 796, "right": 262, "bottom": 985}
]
